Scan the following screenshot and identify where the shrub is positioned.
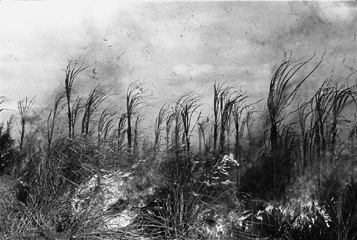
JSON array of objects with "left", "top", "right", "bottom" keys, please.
[
  {"left": 135, "top": 151, "right": 239, "bottom": 239},
  {"left": 320, "top": 175, "right": 357, "bottom": 240},
  {"left": 240, "top": 152, "right": 293, "bottom": 200},
  {"left": 234, "top": 200, "right": 332, "bottom": 240},
  {"left": 0, "top": 126, "right": 21, "bottom": 176}
]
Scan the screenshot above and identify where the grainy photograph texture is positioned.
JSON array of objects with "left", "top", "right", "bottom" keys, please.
[{"left": 0, "top": 1, "right": 356, "bottom": 239}]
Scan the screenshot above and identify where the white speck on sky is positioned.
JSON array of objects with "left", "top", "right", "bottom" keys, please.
[{"left": 0, "top": 1, "right": 356, "bottom": 129}]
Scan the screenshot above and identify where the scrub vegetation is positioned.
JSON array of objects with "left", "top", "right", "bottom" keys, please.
[{"left": 1, "top": 52, "right": 356, "bottom": 240}]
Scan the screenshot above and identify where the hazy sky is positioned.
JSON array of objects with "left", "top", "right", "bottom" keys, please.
[{"left": 0, "top": 1, "right": 356, "bottom": 129}]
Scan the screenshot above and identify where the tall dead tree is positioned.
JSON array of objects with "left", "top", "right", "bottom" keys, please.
[{"left": 63, "top": 58, "right": 87, "bottom": 138}]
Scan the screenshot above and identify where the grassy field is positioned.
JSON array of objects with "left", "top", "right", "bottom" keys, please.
[{"left": 1, "top": 53, "right": 357, "bottom": 239}]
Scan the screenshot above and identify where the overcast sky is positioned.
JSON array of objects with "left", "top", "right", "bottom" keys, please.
[{"left": 0, "top": 1, "right": 356, "bottom": 130}]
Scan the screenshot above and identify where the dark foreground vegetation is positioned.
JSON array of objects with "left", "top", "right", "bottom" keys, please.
[{"left": 1, "top": 51, "right": 357, "bottom": 239}]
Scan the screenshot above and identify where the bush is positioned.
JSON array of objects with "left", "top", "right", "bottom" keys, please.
[
  {"left": 0, "top": 126, "right": 21, "bottom": 176},
  {"left": 319, "top": 175, "right": 357, "bottom": 240},
  {"left": 234, "top": 200, "right": 332, "bottom": 240},
  {"left": 136, "top": 151, "right": 239, "bottom": 239},
  {"left": 282, "top": 161, "right": 357, "bottom": 240},
  {"left": 240, "top": 152, "right": 293, "bottom": 200}
]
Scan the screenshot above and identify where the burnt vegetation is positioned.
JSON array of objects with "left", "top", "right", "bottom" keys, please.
[{"left": 0, "top": 52, "right": 357, "bottom": 240}]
